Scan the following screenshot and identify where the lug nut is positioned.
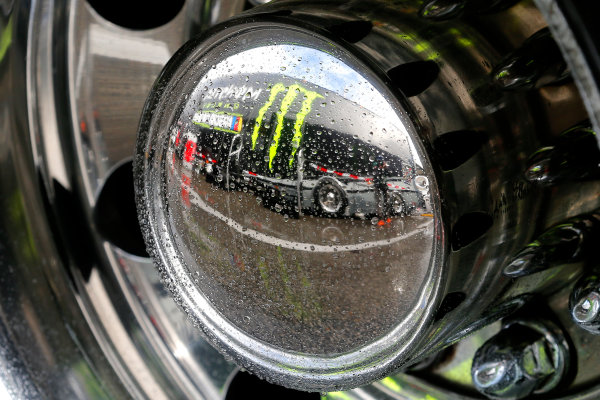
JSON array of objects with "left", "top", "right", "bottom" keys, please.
[
  {"left": 419, "top": 0, "right": 467, "bottom": 20},
  {"left": 504, "top": 213, "right": 600, "bottom": 277},
  {"left": 471, "top": 318, "right": 570, "bottom": 399},
  {"left": 570, "top": 267, "right": 600, "bottom": 334},
  {"left": 572, "top": 293, "right": 600, "bottom": 326},
  {"left": 525, "top": 123, "right": 600, "bottom": 185},
  {"left": 492, "top": 28, "right": 569, "bottom": 90}
]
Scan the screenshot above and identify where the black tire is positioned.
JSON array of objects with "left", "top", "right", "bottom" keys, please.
[{"left": 388, "top": 191, "right": 406, "bottom": 216}]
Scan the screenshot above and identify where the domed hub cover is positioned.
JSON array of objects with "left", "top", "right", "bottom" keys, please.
[{"left": 135, "top": 19, "right": 445, "bottom": 390}]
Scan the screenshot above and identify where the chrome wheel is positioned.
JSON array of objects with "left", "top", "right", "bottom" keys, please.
[{"left": 1, "top": 0, "right": 600, "bottom": 399}]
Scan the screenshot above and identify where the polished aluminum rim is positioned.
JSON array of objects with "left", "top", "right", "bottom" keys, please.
[{"left": 2, "top": 0, "right": 599, "bottom": 399}]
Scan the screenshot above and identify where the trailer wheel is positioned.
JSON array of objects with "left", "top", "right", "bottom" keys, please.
[
  {"left": 314, "top": 179, "right": 347, "bottom": 217},
  {"left": 389, "top": 192, "right": 406, "bottom": 216}
]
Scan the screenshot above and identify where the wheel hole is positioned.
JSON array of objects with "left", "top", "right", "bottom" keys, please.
[
  {"left": 433, "top": 130, "right": 487, "bottom": 171},
  {"left": 94, "top": 161, "right": 148, "bottom": 257},
  {"left": 451, "top": 212, "right": 493, "bottom": 250},
  {"left": 387, "top": 60, "right": 440, "bottom": 97},
  {"left": 51, "top": 181, "right": 97, "bottom": 280},
  {"left": 225, "top": 371, "right": 320, "bottom": 400},
  {"left": 434, "top": 291, "right": 466, "bottom": 321},
  {"left": 328, "top": 20, "right": 373, "bottom": 43},
  {"left": 86, "top": 0, "right": 184, "bottom": 30}
]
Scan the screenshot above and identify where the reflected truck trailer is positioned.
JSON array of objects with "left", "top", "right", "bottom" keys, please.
[{"left": 172, "top": 73, "right": 431, "bottom": 218}]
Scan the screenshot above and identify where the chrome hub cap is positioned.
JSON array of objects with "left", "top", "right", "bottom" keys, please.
[
  {"left": 135, "top": 16, "right": 443, "bottom": 390},
  {"left": 134, "top": 1, "right": 600, "bottom": 393}
]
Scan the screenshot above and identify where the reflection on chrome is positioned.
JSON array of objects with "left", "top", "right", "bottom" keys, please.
[
  {"left": 173, "top": 169, "right": 432, "bottom": 252},
  {"left": 168, "top": 45, "right": 433, "bottom": 222},
  {"left": 163, "top": 52, "right": 438, "bottom": 346},
  {"left": 137, "top": 23, "right": 443, "bottom": 391},
  {"left": 160, "top": 41, "right": 439, "bottom": 352}
]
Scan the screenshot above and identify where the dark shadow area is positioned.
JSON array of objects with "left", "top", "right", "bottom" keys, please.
[
  {"left": 387, "top": 60, "right": 440, "bottom": 97},
  {"left": 434, "top": 291, "right": 466, "bottom": 321},
  {"left": 226, "top": 371, "right": 320, "bottom": 400},
  {"left": 87, "top": 0, "right": 184, "bottom": 30},
  {"left": 94, "top": 161, "right": 148, "bottom": 257},
  {"left": 451, "top": 212, "right": 493, "bottom": 250},
  {"left": 434, "top": 130, "right": 487, "bottom": 171},
  {"left": 328, "top": 20, "right": 373, "bottom": 43}
]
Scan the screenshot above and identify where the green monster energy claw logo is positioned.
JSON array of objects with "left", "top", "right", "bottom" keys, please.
[{"left": 251, "top": 83, "right": 323, "bottom": 170}]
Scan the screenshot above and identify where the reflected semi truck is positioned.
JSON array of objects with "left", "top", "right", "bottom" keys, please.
[{"left": 173, "top": 75, "right": 430, "bottom": 218}]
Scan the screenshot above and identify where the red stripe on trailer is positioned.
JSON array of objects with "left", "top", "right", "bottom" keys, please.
[{"left": 310, "top": 162, "right": 378, "bottom": 184}]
